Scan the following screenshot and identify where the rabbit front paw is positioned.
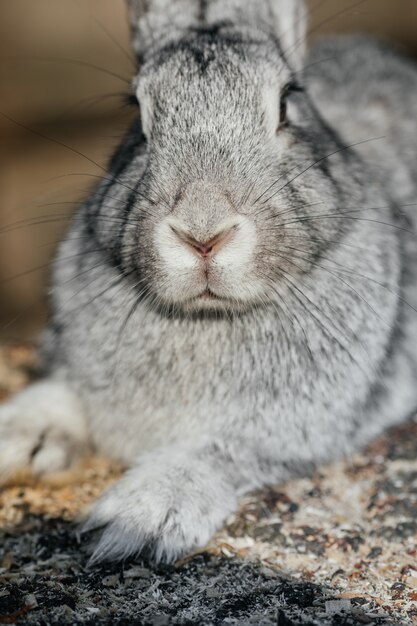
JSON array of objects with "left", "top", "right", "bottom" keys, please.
[
  {"left": 0, "top": 380, "right": 88, "bottom": 482},
  {"left": 85, "top": 451, "right": 237, "bottom": 564}
]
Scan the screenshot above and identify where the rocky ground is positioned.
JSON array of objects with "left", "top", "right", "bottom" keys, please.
[{"left": 0, "top": 344, "right": 416, "bottom": 625}]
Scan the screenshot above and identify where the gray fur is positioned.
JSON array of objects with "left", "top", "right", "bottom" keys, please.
[
  {"left": 1, "top": 2, "right": 417, "bottom": 563},
  {"left": 127, "top": 0, "right": 306, "bottom": 68}
]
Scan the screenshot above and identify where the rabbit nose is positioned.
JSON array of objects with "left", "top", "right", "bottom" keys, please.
[{"left": 171, "top": 225, "right": 237, "bottom": 259}]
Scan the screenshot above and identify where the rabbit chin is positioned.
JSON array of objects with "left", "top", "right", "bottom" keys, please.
[{"left": 156, "top": 280, "right": 263, "bottom": 314}]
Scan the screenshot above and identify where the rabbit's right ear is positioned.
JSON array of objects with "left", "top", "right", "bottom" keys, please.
[{"left": 126, "top": 0, "right": 200, "bottom": 58}]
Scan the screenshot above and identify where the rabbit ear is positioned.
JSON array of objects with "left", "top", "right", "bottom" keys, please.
[
  {"left": 126, "top": 0, "right": 200, "bottom": 58},
  {"left": 206, "top": 0, "right": 308, "bottom": 69},
  {"left": 127, "top": 0, "right": 307, "bottom": 69}
]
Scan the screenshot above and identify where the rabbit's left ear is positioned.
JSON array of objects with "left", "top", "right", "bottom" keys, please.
[
  {"left": 206, "top": 0, "right": 308, "bottom": 70},
  {"left": 126, "top": 0, "right": 200, "bottom": 58},
  {"left": 272, "top": 0, "right": 308, "bottom": 70}
]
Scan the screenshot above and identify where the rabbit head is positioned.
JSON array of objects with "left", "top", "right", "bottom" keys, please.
[
  {"left": 127, "top": 0, "right": 307, "bottom": 68},
  {"left": 97, "top": 0, "right": 359, "bottom": 314}
]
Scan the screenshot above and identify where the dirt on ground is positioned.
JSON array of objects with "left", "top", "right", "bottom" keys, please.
[{"left": 0, "top": 343, "right": 416, "bottom": 625}]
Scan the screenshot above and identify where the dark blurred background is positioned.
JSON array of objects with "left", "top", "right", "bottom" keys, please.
[{"left": 0, "top": 0, "right": 416, "bottom": 338}]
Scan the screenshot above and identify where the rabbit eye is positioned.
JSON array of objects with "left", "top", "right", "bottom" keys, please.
[
  {"left": 126, "top": 93, "right": 140, "bottom": 108},
  {"left": 279, "top": 97, "right": 288, "bottom": 126},
  {"left": 278, "top": 80, "right": 304, "bottom": 131}
]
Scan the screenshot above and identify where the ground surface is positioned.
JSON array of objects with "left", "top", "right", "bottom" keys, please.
[{"left": 0, "top": 344, "right": 416, "bottom": 625}]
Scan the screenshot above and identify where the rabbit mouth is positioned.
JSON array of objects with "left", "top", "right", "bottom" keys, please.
[
  {"left": 185, "top": 288, "right": 251, "bottom": 313},
  {"left": 199, "top": 289, "right": 223, "bottom": 300},
  {"left": 191, "top": 289, "right": 228, "bottom": 306}
]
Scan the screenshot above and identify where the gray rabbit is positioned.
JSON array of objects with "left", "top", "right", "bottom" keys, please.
[{"left": 1, "top": 0, "right": 417, "bottom": 563}]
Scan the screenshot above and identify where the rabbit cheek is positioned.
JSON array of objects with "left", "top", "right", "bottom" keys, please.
[
  {"left": 208, "top": 222, "right": 258, "bottom": 294},
  {"left": 153, "top": 221, "right": 207, "bottom": 301}
]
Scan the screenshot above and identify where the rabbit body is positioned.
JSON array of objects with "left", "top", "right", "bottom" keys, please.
[{"left": 1, "top": 1, "right": 417, "bottom": 562}]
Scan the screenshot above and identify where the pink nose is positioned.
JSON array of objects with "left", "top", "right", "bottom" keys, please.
[{"left": 172, "top": 226, "right": 236, "bottom": 259}]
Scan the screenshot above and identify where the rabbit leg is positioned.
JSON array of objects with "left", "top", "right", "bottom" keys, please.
[
  {"left": 0, "top": 379, "right": 89, "bottom": 482},
  {"left": 84, "top": 440, "right": 252, "bottom": 564}
]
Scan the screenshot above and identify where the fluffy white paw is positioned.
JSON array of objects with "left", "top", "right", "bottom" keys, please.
[
  {"left": 84, "top": 451, "right": 237, "bottom": 564},
  {"left": 0, "top": 380, "right": 88, "bottom": 482}
]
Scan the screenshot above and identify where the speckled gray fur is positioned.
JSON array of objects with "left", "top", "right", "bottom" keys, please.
[{"left": 1, "top": 0, "right": 417, "bottom": 563}]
